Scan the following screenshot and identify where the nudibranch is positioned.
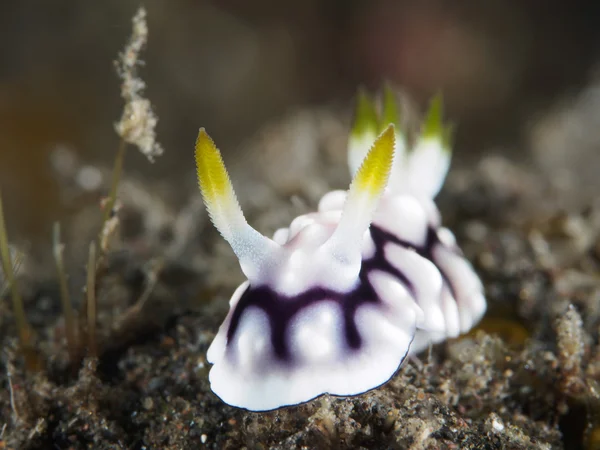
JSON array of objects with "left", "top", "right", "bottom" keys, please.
[{"left": 195, "top": 88, "right": 486, "bottom": 411}]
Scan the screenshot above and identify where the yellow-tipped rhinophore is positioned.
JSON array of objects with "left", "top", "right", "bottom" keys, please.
[
  {"left": 405, "top": 94, "right": 453, "bottom": 198},
  {"left": 348, "top": 89, "right": 380, "bottom": 176},
  {"left": 419, "top": 93, "right": 454, "bottom": 153},
  {"left": 195, "top": 128, "right": 245, "bottom": 241},
  {"left": 348, "top": 85, "right": 406, "bottom": 178},
  {"left": 380, "top": 83, "right": 401, "bottom": 132},
  {"left": 327, "top": 125, "right": 396, "bottom": 266},
  {"left": 195, "top": 128, "right": 281, "bottom": 280},
  {"left": 351, "top": 88, "right": 379, "bottom": 139},
  {"left": 351, "top": 125, "right": 395, "bottom": 198},
  {"left": 378, "top": 84, "right": 407, "bottom": 192}
]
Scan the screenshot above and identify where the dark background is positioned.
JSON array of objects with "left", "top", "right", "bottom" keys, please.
[{"left": 1, "top": 0, "right": 599, "bottom": 244}]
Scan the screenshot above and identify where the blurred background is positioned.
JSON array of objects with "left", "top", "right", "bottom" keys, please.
[{"left": 1, "top": 0, "right": 600, "bottom": 250}]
